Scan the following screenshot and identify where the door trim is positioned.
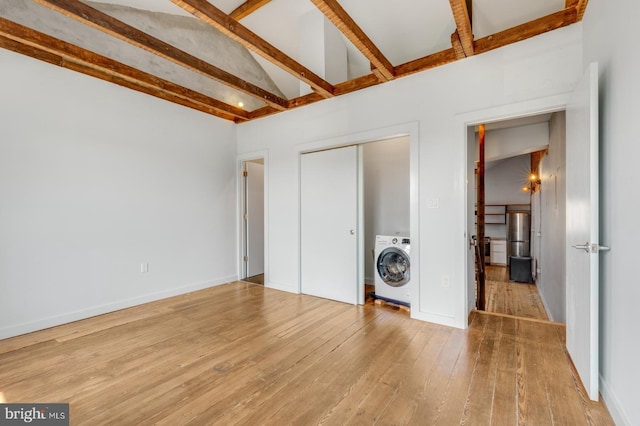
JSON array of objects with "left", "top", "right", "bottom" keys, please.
[
  {"left": 236, "top": 150, "right": 269, "bottom": 285},
  {"left": 296, "top": 122, "right": 419, "bottom": 312},
  {"left": 458, "top": 94, "right": 570, "bottom": 327}
]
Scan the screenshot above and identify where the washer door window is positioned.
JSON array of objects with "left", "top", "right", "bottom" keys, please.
[{"left": 377, "top": 247, "right": 410, "bottom": 287}]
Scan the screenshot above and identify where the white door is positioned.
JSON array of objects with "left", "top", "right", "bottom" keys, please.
[
  {"left": 566, "top": 62, "right": 602, "bottom": 401},
  {"left": 301, "top": 146, "right": 358, "bottom": 304},
  {"left": 245, "top": 161, "right": 264, "bottom": 278}
]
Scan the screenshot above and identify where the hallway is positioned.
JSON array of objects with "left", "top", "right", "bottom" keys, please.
[{"left": 484, "top": 265, "right": 550, "bottom": 322}]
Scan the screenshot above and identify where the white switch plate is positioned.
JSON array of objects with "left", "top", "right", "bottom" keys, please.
[{"left": 427, "top": 198, "right": 439, "bottom": 209}]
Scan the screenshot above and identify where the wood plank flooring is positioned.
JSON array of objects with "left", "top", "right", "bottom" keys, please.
[
  {"left": 242, "top": 274, "right": 264, "bottom": 285},
  {"left": 485, "top": 266, "right": 550, "bottom": 321},
  {"left": 0, "top": 282, "right": 612, "bottom": 425}
]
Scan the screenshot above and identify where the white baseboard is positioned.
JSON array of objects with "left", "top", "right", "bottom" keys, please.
[
  {"left": 600, "top": 374, "right": 631, "bottom": 425},
  {"left": 265, "top": 280, "right": 298, "bottom": 294},
  {"left": 537, "top": 289, "right": 556, "bottom": 323},
  {"left": 411, "top": 310, "right": 463, "bottom": 329},
  {"left": 0, "top": 275, "right": 236, "bottom": 340}
]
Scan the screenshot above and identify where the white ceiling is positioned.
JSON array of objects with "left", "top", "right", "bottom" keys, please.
[{"left": 472, "top": 0, "right": 565, "bottom": 37}]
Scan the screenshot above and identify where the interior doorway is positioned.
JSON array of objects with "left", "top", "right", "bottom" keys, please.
[
  {"left": 468, "top": 112, "right": 567, "bottom": 323},
  {"left": 242, "top": 158, "right": 265, "bottom": 284}
]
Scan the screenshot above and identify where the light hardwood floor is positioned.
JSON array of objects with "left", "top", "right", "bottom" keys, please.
[
  {"left": 242, "top": 273, "right": 264, "bottom": 285},
  {"left": 0, "top": 282, "right": 612, "bottom": 425},
  {"left": 484, "top": 265, "right": 550, "bottom": 321}
]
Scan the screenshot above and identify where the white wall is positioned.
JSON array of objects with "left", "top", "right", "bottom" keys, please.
[
  {"left": 237, "top": 25, "right": 583, "bottom": 328},
  {"left": 533, "top": 111, "right": 566, "bottom": 323},
  {"left": 0, "top": 50, "right": 237, "bottom": 339},
  {"left": 582, "top": 0, "right": 640, "bottom": 424},
  {"left": 486, "top": 155, "right": 532, "bottom": 206},
  {"left": 363, "top": 137, "right": 410, "bottom": 283}
]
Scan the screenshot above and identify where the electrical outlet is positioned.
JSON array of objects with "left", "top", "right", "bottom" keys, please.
[{"left": 441, "top": 275, "right": 450, "bottom": 288}]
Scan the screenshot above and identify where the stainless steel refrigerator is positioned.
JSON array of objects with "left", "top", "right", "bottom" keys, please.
[{"left": 507, "top": 212, "right": 530, "bottom": 263}]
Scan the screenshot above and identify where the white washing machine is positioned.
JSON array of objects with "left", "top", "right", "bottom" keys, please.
[{"left": 374, "top": 235, "right": 412, "bottom": 305}]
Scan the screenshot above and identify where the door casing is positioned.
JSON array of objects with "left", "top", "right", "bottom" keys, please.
[
  {"left": 460, "top": 94, "right": 569, "bottom": 325},
  {"left": 237, "top": 151, "right": 269, "bottom": 283}
]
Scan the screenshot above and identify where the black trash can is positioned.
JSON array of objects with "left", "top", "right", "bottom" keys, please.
[{"left": 509, "top": 256, "right": 533, "bottom": 283}]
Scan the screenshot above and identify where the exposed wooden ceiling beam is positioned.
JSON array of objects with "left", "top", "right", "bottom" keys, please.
[
  {"left": 474, "top": 8, "right": 578, "bottom": 55},
  {"left": 451, "top": 30, "right": 466, "bottom": 60},
  {"left": 284, "top": 73, "right": 382, "bottom": 112},
  {"left": 279, "top": 7, "right": 580, "bottom": 117},
  {"left": 369, "top": 62, "right": 388, "bottom": 83},
  {"left": 8, "top": 1, "right": 589, "bottom": 123},
  {"left": 394, "top": 48, "right": 458, "bottom": 78},
  {"left": 311, "top": 0, "right": 394, "bottom": 82},
  {"left": 33, "top": 0, "right": 288, "bottom": 110},
  {"left": 0, "top": 17, "right": 248, "bottom": 122},
  {"left": 576, "top": 0, "right": 589, "bottom": 20},
  {"left": 171, "top": 0, "right": 334, "bottom": 98},
  {"left": 230, "top": 0, "right": 272, "bottom": 21},
  {"left": 250, "top": 73, "right": 383, "bottom": 120},
  {"left": 449, "top": 0, "right": 474, "bottom": 57},
  {"left": 247, "top": 106, "right": 278, "bottom": 120}
]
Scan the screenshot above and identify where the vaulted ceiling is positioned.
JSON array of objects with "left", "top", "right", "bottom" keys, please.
[{"left": 0, "top": 0, "right": 588, "bottom": 123}]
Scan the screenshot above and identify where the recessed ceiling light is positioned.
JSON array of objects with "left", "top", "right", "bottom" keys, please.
[{"left": 238, "top": 102, "right": 244, "bottom": 108}]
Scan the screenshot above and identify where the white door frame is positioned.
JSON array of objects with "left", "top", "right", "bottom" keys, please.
[
  {"left": 296, "top": 122, "right": 419, "bottom": 311},
  {"left": 458, "top": 94, "right": 569, "bottom": 322},
  {"left": 237, "top": 150, "right": 269, "bottom": 283}
]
